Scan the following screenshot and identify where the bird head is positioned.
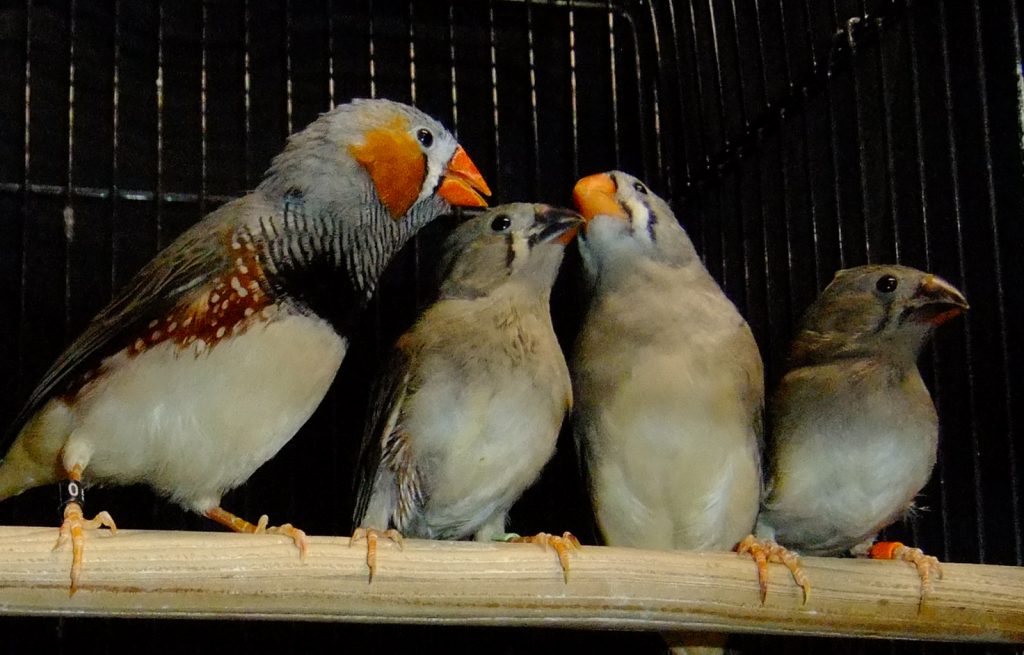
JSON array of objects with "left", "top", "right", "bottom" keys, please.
[
  {"left": 790, "top": 265, "right": 968, "bottom": 366},
  {"left": 571, "top": 171, "right": 699, "bottom": 279},
  {"left": 437, "top": 203, "right": 582, "bottom": 299},
  {"left": 258, "top": 98, "right": 490, "bottom": 220}
]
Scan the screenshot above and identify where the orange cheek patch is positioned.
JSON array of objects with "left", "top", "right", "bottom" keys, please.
[{"left": 348, "top": 118, "right": 427, "bottom": 219}]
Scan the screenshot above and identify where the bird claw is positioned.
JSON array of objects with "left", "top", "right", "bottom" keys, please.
[
  {"left": 503, "top": 531, "right": 581, "bottom": 583},
  {"left": 350, "top": 527, "right": 404, "bottom": 583},
  {"left": 252, "top": 516, "right": 308, "bottom": 560},
  {"left": 52, "top": 501, "right": 117, "bottom": 596},
  {"left": 868, "top": 541, "right": 942, "bottom": 609},
  {"left": 204, "top": 507, "right": 307, "bottom": 559},
  {"left": 736, "top": 534, "right": 810, "bottom": 605}
]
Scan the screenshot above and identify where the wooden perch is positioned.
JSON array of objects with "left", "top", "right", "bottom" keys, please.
[{"left": 0, "top": 525, "right": 1020, "bottom": 642}]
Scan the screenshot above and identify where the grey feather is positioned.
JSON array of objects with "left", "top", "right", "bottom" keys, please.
[
  {"left": 353, "top": 203, "right": 580, "bottom": 541},
  {"left": 5, "top": 199, "right": 246, "bottom": 444},
  {"left": 758, "top": 265, "right": 967, "bottom": 556},
  {"left": 0, "top": 98, "right": 476, "bottom": 515},
  {"left": 572, "top": 171, "right": 764, "bottom": 553},
  {"left": 571, "top": 172, "right": 764, "bottom": 655}
]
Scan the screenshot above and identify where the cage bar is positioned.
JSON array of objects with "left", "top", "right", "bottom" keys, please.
[{"left": 0, "top": 1, "right": 1021, "bottom": 653}]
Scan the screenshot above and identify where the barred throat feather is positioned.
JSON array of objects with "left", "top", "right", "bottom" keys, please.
[{"left": 252, "top": 194, "right": 428, "bottom": 332}]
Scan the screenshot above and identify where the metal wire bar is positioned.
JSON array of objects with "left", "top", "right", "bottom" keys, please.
[
  {"left": 568, "top": 0, "right": 579, "bottom": 180},
  {"left": 798, "top": 0, "right": 824, "bottom": 290},
  {"left": 773, "top": 0, "right": 799, "bottom": 329},
  {"left": 447, "top": 0, "right": 458, "bottom": 134},
  {"left": 905, "top": 3, "right": 953, "bottom": 565},
  {"left": 827, "top": 0, "right": 849, "bottom": 270},
  {"left": 936, "top": 0, "right": 985, "bottom": 563},
  {"left": 156, "top": 0, "right": 165, "bottom": 248},
  {"left": 877, "top": 12, "right": 901, "bottom": 263},
  {"left": 849, "top": 3, "right": 875, "bottom": 265},
  {"left": 643, "top": 3, "right": 665, "bottom": 195},
  {"left": 64, "top": 0, "right": 77, "bottom": 338},
  {"left": 17, "top": 0, "right": 32, "bottom": 398},
  {"left": 606, "top": 0, "right": 620, "bottom": 170},
  {"left": 1004, "top": 0, "right": 1024, "bottom": 568},
  {"left": 969, "top": 0, "right": 1022, "bottom": 566},
  {"left": 408, "top": 0, "right": 417, "bottom": 105},
  {"left": 664, "top": 0, "right": 692, "bottom": 185},
  {"left": 1, "top": 4, "right": 1021, "bottom": 652},
  {"left": 621, "top": 12, "right": 650, "bottom": 182},
  {"left": 200, "top": 0, "right": 208, "bottom": 218},
  {"left": 111, "top": 0, "right": 121, "bottom": 290},
  {"left": 489, "top": 0, "right": 502, "bottom": 183},
  {"left": 243, "top": 0, "right": 252, "bottom": 187},
  {"left": 685, "top": 0, "right": 907, "bottom": 189},
  {"left": 526, "top": 0, "right": 542, "bottom": 190},
  {"left": 285, "top": 0, "right": 293, "bottom": 134}
]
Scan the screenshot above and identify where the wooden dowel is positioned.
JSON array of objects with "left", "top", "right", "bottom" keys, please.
[{"left": 0, "top": 525, "right": 1020, "bottom": 642}]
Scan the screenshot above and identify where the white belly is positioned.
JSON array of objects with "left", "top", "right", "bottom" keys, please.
[
  {"left": 62, "top": 313, "right": 346, "bottom": 512},
  {"left": 407, "top": 369, "right": 565, "bottom": 539}
]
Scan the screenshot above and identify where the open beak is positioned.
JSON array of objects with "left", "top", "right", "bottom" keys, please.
[
  {"left": 572, "top": 173, "right": 627, "bottom": 227},
  {"left": 911, "top": 275, "right": 969, "bottom": 326},
  {"left": 438, "top": 146, "right": 491, "bottom": 208},
  {"left": 531, "top": 206, "right": 584, "bottom": 246}
]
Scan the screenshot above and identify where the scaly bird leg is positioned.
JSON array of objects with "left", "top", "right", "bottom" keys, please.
[
  {"left": 867, "top": 540, "right": 942, "bottom": 609},
  {"left": 52, "top": 464, "right": 117, "bottom": 595},
  {"left": 736, "top": 535, "right": 810, "bottom": 604},
  {"left": 204, "top": 506, "right": 308, "bottom": 559},
  {"left": 499, "top": 531, "right": 581, "bottom": 583},
  {"left": 350, "top": 527, "right": 404, "bottom": 582}
]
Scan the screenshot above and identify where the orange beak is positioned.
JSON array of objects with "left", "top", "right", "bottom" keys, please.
[
  {"left": 572, "top": 173, "right": 627, "bottom": 225},
  {"left": 438, "top": 146, "right": 491, "bottom": 208}
]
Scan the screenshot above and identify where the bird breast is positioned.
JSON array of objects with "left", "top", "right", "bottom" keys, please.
[
  {"left": 574, "top": 269, "right": 763, "bottom": 551},
  {"left": 402, "top": 297, "right": 569, "bottom": 538},
  {"left": 56, "top": 310, "right": 346, "bottom": 511},
  {"left": 765, "top": 365, "right": 939, "bottom": 554}
]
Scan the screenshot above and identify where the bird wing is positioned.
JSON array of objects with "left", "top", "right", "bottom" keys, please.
[
  {"left": 4, "top": 202, "right": 245, "bottom": 446},
  {"left": 352, "top": 342, "right": 424, "bottom": 531},
  {"left": 740, "top": 331, "right": 767, "bottom": 505}
]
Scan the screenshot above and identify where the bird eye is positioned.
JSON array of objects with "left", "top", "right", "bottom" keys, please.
[
  {"left": 416, "top": 128, "right": 434, "bottom": 148},
  {"left": 876, "top": 274, "right": 898, "bottom": 293},
  {"left": 632, "top": 181, "right": 648, "bottom": 195},
  {"left": 490, "top": 214, "right": 512, "bottom": 232}
]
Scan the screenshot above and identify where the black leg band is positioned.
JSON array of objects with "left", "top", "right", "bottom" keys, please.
[{"left": 59, "top": 479, "right": 85, "bottom": 514}]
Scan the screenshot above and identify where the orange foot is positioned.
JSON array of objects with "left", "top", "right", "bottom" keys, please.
[
  {"left": 52, "top": 501, "right": 117, "bottom": 595},
  {"left": 736, "top": 535, "right": 810, "bottom": 604},
  {"left": 502, "top": 531, "right": 581, "bottom": 583},
  {"left": 350, "top": 527, "right": 404, "bottom": 582},
  {"left": 868, "top": 541, "right": 943, "bottom": 606},
  {"left": 204, "top": 507, "right": 308, "bottom": 559}
]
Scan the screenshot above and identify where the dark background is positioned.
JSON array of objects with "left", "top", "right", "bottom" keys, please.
[{"left": 0, "top": 0, "right": 1022, "bottom": 653}]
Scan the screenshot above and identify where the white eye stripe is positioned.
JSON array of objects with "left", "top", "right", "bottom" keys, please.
[
  {"left": 622, "top": 194, "right": 654, "bottom": 242},
  {"left": 419, "top": 136, "right": 453, "bottom": 205},
  {"left": 420, "top": 151, "right": 444, "bottom": 204},
  {"left": 509, "top": 231, "right": 530, "bottom": 268}
]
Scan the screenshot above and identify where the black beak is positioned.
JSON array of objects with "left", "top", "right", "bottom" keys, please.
[
  {"left": 530, "top": 206, "right": 584, "bottom": 246},
  {"left": 910, "top": 275, "right": 969, "bottom": 326}
]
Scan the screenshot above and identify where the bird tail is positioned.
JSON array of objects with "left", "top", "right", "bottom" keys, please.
[
  {"left": 0, "top": 458, "right": 40, "bottom": 503},
  {"left": 0, "top": 403, "right": 70, "bottom": 503}
]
